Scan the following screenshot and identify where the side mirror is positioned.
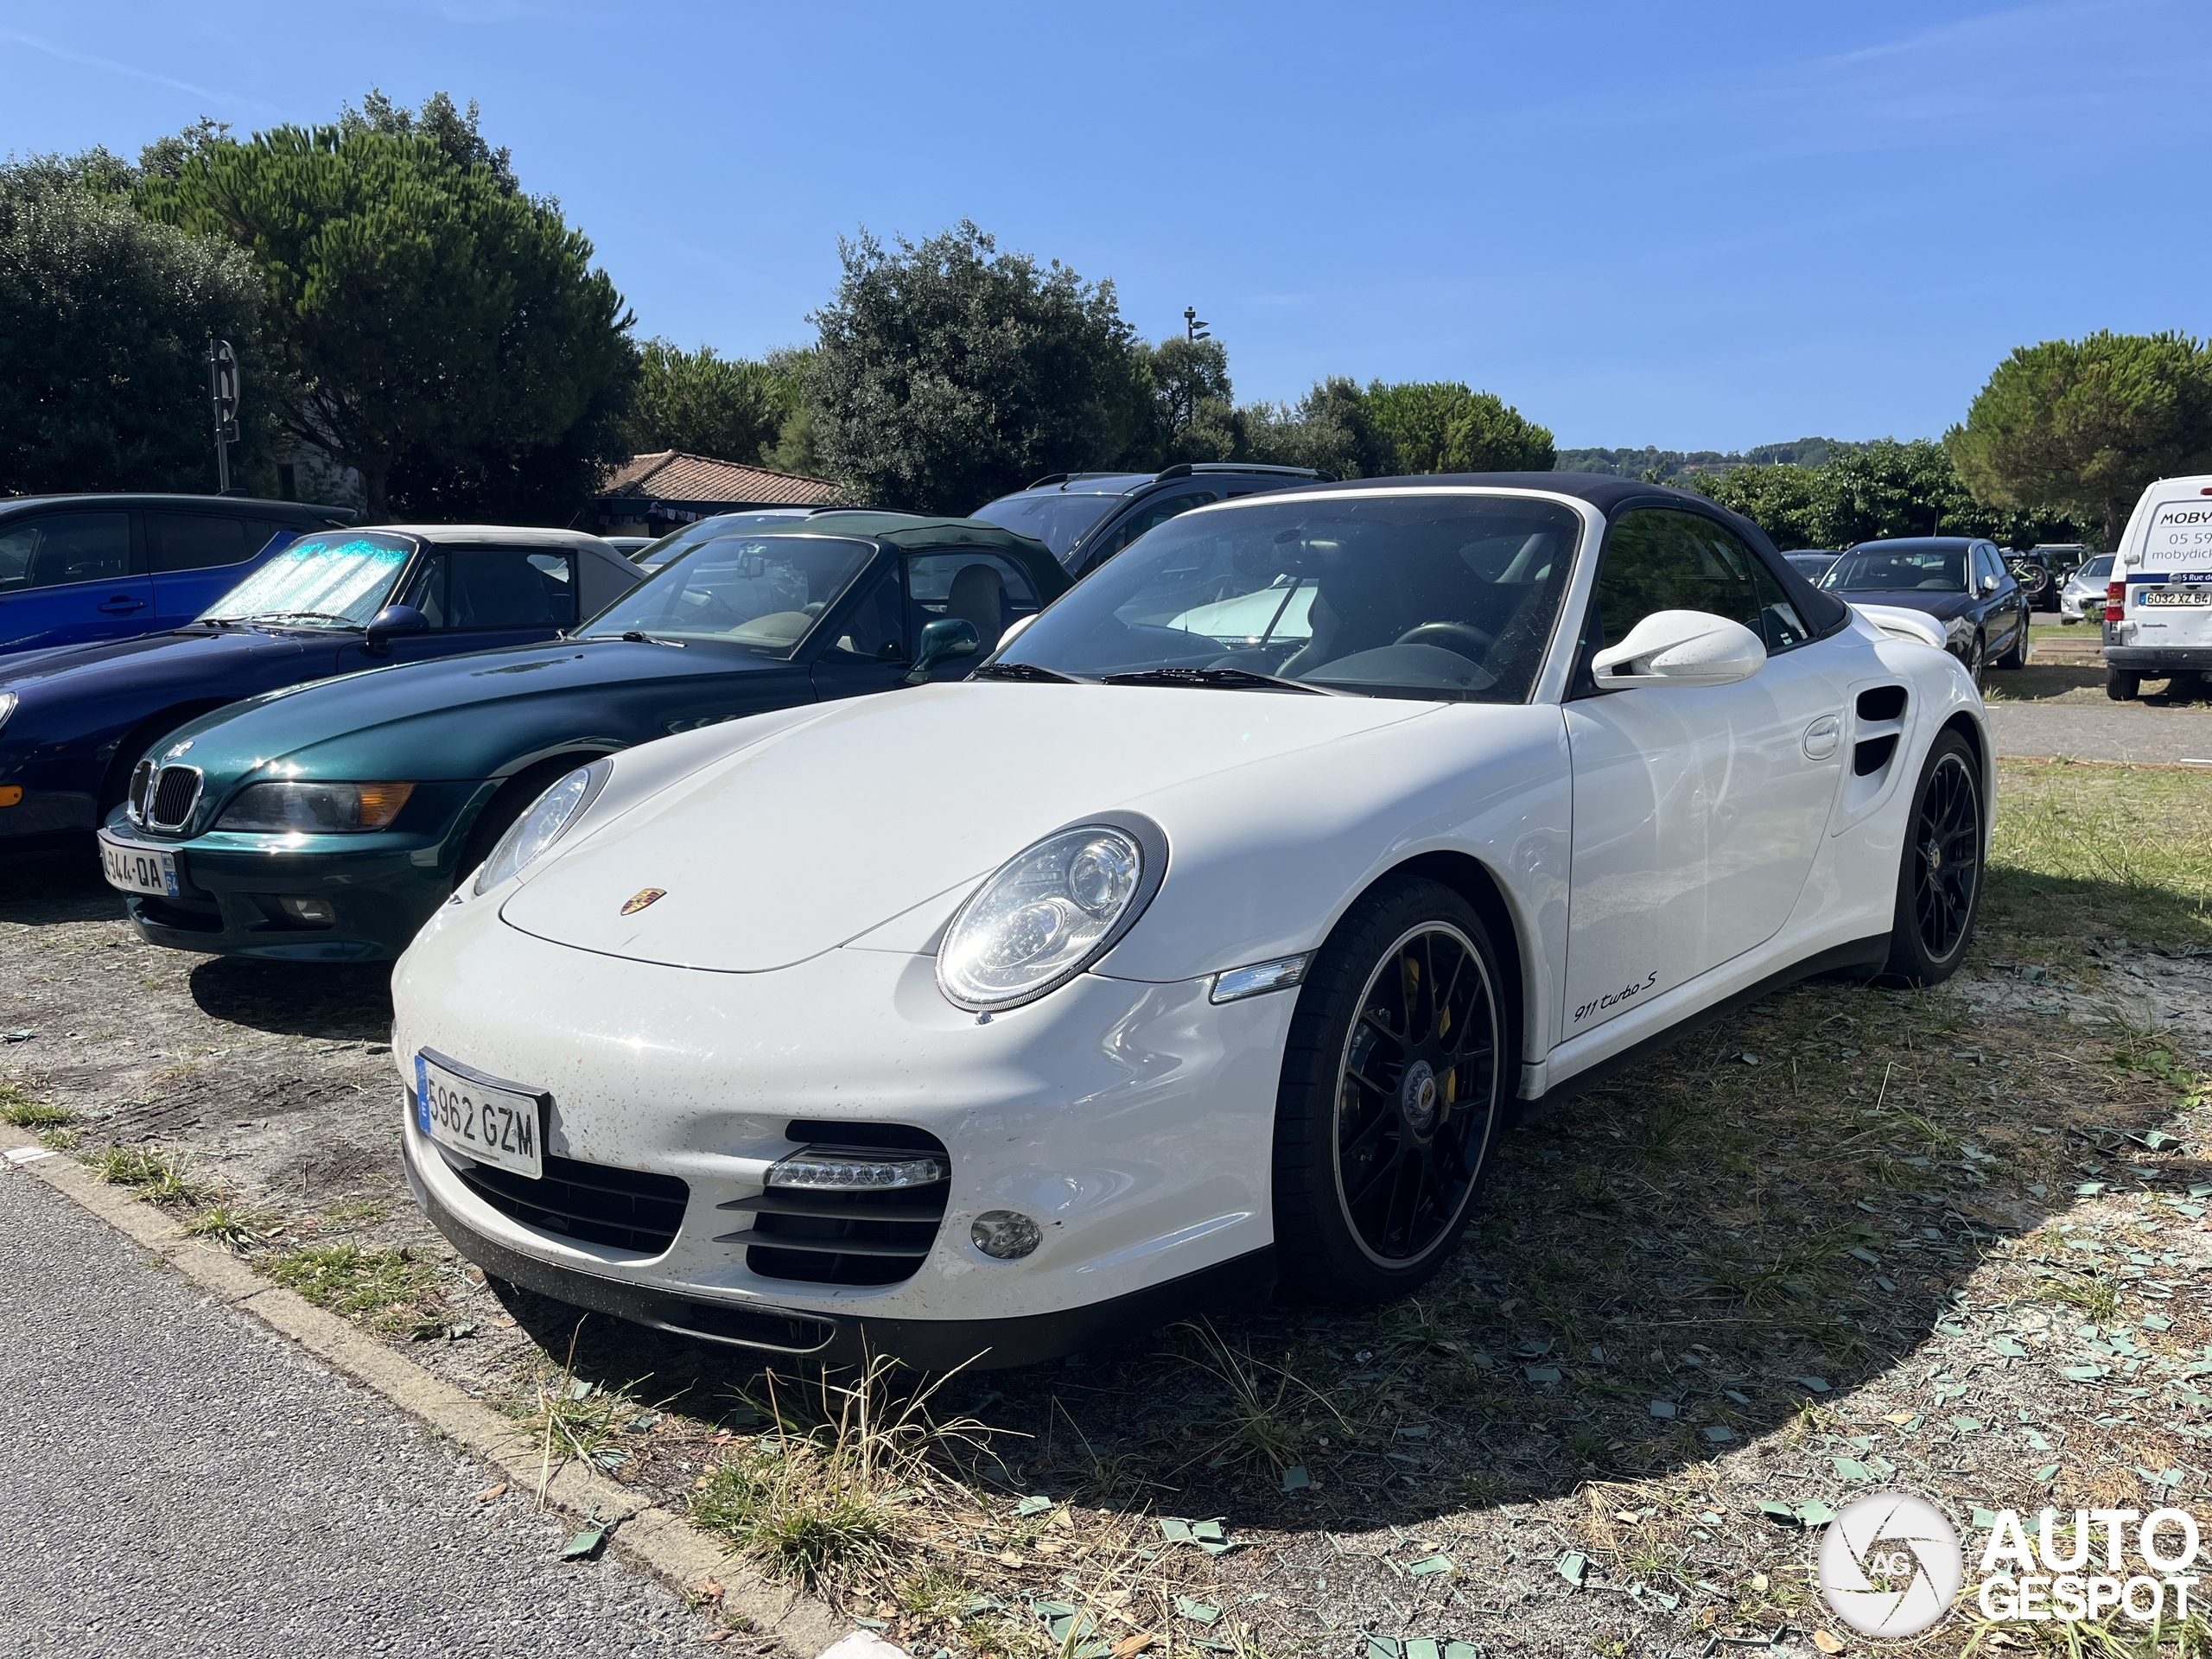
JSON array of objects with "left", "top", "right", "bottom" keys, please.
[
  {"left": 906, "top": 616, "right": 980, "bottom": 683},
  {"left": 1980, "top": 573, "right": 2000, "bottom": 594},
  {"left": 1592, "top": 609, "right": 1766, "bottom": 690},
  {"left": 365, "top": 604, "right": 430, "bottom": 654}
]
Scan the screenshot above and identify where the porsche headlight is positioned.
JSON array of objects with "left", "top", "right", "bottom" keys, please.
[
  {"left": 216, "top": 781, "right": 416, "bottom": 833},
  {"left": 472, "top": 760, "right": 610, "bottom": 895},
  {"left": 937, "top": 820, "right": 1164, "bottom": 1010}
]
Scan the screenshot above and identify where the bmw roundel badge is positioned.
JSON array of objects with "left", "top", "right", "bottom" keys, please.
[{"left": 621, "top": 888, "right": 667, "bottom": 916}]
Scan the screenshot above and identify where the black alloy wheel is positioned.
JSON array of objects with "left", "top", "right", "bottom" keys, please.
[
  {"left": 1961, "top": 633, "right": 1986, "bottom": 688},
  {"left": 1882, "top": 731, "right": 1984, "bottom": 986},
  {"left": 1273, "top": 877, "right": 1510, "bottom": 1303}
]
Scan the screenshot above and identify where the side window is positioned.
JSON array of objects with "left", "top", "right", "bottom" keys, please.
[
  {"left": 410, "top": 547, "right": 578, "bottom": 629},
  {"left": 146, "top": 513, "right": 269, "bottom": 574},
  {"left": 825, "top": 563, "right": 906, "bottom": 660},
  {"left": 1587, "top": 509, "right": 1762, "bottom": 653},
  {"left": 1083, "top": 491, "right": 1217, "bottom": 570},
  {"left": 907, "top": 552, "right": 1043, "bottom": 649},
  {"left": 0, "top": 512, "right": 130, "bottom": 592}
]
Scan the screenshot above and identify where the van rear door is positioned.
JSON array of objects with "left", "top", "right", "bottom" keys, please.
[{"left": 2128, "top": 497, "right": 2212, "bottom": 650}]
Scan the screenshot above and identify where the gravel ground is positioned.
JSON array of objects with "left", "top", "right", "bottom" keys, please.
[
  {"left": 5, "top": 765, "right": 2211, "bottom": 1659},
  {"left": 0, "top": 1160, "right": 715, "bottom": 1657},
  {"left": 1981, "top": 664, "right": 2212, "bottom": 763}
]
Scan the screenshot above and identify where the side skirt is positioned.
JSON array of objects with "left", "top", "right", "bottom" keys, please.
[{"left": 1511, "top": 934, "right": 1889, "bottom": 1126}]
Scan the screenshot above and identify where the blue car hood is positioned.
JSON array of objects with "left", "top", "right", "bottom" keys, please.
[{"left": 0, "top": 626, "right": 332, "bottom": 697}]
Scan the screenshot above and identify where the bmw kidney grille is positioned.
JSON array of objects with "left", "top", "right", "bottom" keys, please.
[{"left": 144, "top": 765, "right": 205, "bottom": 832}]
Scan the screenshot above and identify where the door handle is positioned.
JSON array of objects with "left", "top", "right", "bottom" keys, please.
[
  {"left": 1802, "top": 714, "right": 1842, "bottom": 760},
  {"left": 97, "top": 594, "right": 146, "bottom": 613}
]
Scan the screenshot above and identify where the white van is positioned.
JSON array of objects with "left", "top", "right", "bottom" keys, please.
[{"left": 2106, "top": 476, "right": 2212, "bottom": 699}]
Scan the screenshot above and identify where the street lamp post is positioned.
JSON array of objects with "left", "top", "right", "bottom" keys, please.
[
  {"left": 207, "top": 333, "right": 240, "bottom": 494},
  {"left": 1184, "top": 306, "right": 1210, "bottom": 344}
]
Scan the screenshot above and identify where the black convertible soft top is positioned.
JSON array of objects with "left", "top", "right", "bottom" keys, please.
[{"left": 1273, "top": 470, "right": 1851, "bottom": 639}]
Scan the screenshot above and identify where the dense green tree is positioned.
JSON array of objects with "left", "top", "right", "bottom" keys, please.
[
  {"left": 0, "top": 156, "right": 268, "bottom": 494},
  {"left": 1949, "top": 331, "right": 2212, "bottom": 549},
  {"left": 621, "top": 338, "right": 797, "bottom": 464},
  {"left": 1366, "top": 381, "right": 1554, "bottom": 473},
  {"left": 1688, "top": 438, "right": 2095, "bottom": 550},
  {"left": 1691, "top": 461, "right": 1829, "bottom": 548},
  {"left": 805, "top": 222, "right": 1147, "bottom": 513},
  {"left": 137, "top": 99, "right": 635, "bottom": 523},
  {"left": 1136, "top": 336, "right": 1238, "bottom": 464},
  {"left": 1244, "top": 378, "right": 1399, "bottom": 479}
]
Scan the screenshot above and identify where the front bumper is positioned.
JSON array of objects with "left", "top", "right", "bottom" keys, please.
[
  {"left": 390, "top": 898, "right": 1300, "bottom": 1364},
  {"left": 404, "top": 1132, "right": 1274, "bottom": 1368},
  {"left": 104, "top": 804, "right": 479, "bottom": 962}
]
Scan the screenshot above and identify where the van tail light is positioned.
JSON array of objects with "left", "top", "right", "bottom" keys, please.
[{"left": 2107, "top": 581, "right": 2126, "bottom": 622}]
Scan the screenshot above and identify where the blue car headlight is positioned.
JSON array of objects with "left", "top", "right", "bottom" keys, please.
[{"left": 471, "top": 760, "right": 611, "bottom": 895}]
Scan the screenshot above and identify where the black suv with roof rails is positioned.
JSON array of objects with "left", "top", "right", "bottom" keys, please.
[{"left": 971, "top": 462, "right": 1325, "bottom": 579}]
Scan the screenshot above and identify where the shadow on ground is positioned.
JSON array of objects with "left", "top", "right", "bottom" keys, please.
[
  {"left": 0, "top": 846, "right": 124, "bottom": 927},
  {"left": 190, "top": 958, "right": 394, "bottom": 1041}
]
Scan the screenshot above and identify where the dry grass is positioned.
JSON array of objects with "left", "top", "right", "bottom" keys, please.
[{"left": 84, "top": 1143, "right": 208, "bottom": 1205}]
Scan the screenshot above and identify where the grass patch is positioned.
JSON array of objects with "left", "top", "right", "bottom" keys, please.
[
  {"left": 0, "top": 1082, "right": 71, "bottom": 1130},
  {"left": 85, "top": 1144, "right": 207, "bottom": 1204},
  {"left": 181, "top": 1204, "right": 283, "bottom": 1254},
  {"left": 1986, "top": 760, "right": 2212, "bottom": 949},
  {"left": 691, "top": 1357, "right": 988, "bottom": 1591},
  {"left": 265, "top": 1244, "right": 441, "bottom": 1332}
]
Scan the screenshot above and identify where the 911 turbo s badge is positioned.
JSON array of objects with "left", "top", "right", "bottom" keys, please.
[{"left": 620, "top": 888, "right": 667, "bottom": 916}]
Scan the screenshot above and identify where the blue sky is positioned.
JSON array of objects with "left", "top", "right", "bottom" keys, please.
[{"left": 3, "top": 0, "right": 2203, "bottom": 451}]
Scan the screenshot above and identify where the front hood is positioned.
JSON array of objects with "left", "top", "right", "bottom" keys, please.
[
  {"left": 174, "top": 636, "right": 788, "bottom": 784},
  {"left": 0, "top": 626, "right": 315, "bottom": 694},
  {"left": 500, "top": 681, "right": 1434, "bottom": 972}
]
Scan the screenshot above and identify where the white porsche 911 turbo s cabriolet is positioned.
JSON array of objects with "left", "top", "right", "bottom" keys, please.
[{"left": 391, "top": 474, "right": 1988, "bottom": 1369}]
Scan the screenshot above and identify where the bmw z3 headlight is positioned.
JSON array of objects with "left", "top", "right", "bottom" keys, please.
[
  {"left": 937, "top": 819, "right": 1165, "bottom": 1011},
  {"left": 472, "top": 760, "right": 611, "bottom": 895},
  {"left": 216, "top": 781, "right": 416, "bottom": 833}
]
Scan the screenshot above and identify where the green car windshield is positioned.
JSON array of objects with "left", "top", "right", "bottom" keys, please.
[
  {"left": 199, "top": 531, "right": 417, "bottom": 628},
  {"left": 577, "top": 534, "right": 876, "bottom": 654}
]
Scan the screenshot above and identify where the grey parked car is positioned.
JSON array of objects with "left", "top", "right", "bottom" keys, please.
[{"left": 2057, "top": 554, "right": 2115, "bottom": 623}]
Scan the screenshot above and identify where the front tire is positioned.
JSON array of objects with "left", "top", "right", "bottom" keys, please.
[
  {"left": 1271, "top": 877, "right": 1513, "bottom": 1306},
  {"left": 1881, "top": 731, "right": 1985, "bottom": 987}
]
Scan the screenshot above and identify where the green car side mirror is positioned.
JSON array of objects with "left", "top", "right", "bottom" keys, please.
[{"left": 906, "top": 617, "right": 979, "bottom": 684}]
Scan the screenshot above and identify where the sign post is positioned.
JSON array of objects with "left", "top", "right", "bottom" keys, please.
[{"left": 206, "top": 334, "right": 240, "bottom": 494}]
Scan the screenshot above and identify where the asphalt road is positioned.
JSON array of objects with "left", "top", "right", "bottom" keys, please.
[
  {"left": 1984, "top": 699, "right": 2212, "bottom": 763},
  {"left": 0, "top": 1168, "right": 709, "bottom": 1658}
]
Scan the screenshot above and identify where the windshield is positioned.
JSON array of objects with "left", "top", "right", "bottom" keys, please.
[
  {"left": 995, "top": 493, "right": 1584, "bottom": 701},
  {"left": 198, "top": 531, "right": 416, "bottom": 627},
  {"left": 2077, "top": 556, "right": 2114, "bottom": 581},
  {"left": 576, "top": 533, "right": 875, "bottom": 654},
  {"left": 1821, "top": 544, "right": 1966, "bottom": 594},
  {"left": 627, "top": 512, "right": 816, "bottom": 570},
  {"left": 971, "top": 492, "right": 1121, "bottom": 560}
]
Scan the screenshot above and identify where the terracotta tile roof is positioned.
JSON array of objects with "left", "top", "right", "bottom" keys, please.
[{"left": 600, "top": 451, "right": 841, "bottom": 506}]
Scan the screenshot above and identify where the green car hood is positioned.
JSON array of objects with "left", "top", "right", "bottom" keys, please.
[{"left": 163, "top": 638, "right": 801, "bottom": 796}]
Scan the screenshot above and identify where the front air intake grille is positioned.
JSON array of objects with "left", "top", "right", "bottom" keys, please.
[
  {"left": 454, "top": 1153, "right": 688, "bottom": 1255},
  {"left": 731, "top": 1121, "right": 950, "bottom": 1287},
  {"left": 145, "top": 765, "right": 204, "bottom": 831}
]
